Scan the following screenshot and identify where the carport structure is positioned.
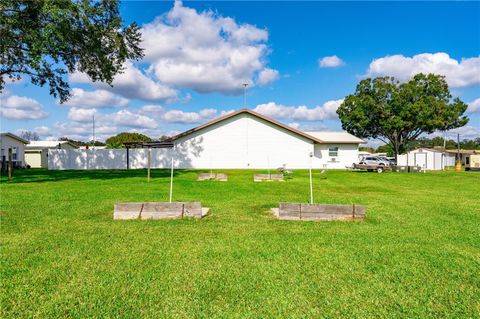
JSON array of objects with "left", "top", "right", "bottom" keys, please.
[{"left": 124, "top": 141, "right": 175, "bottom": 201}]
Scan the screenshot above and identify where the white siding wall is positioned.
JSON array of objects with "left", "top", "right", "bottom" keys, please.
[
  {"left": 175, "top": 113, "right": 315, "bottom": 169},
  {"left": 313, "top": 144, "right": 359, "bottom": 169},
  {"left": 0, "top": 135, "right": 26, "bottom": 166},
  {"left": 48, "top": 149, "right": 174, "bottom": 170}
]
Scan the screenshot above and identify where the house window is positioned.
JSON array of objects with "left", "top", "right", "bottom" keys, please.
[
  {"left": 329, "top": 147, "right": 338, "bottom": 157},
  {"left": 12, "top": 147, "right": 17, "bottom": 160}
]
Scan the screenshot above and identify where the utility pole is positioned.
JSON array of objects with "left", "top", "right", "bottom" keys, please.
[
  {"left": 457, "top": 133, "right": 460, "bottom": 161},
  {"left": 456, "top": 133, "right": 462, "bottom": 172},
  {"left": 242, "top": 82, "right": 248, "bottom": 108}
]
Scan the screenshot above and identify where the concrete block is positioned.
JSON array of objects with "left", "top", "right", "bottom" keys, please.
[
  {"left": 197, "top": 173, "right": 215, "bottom": 181},
  {"left": 215, "top": 173, "right": 228, "bottom": 181},
  {"left": 183, "top": 202, "right": 203, "bottom": 218},
  {"left": 254, "top": 174, "right": 284, "bottom": 182},
  {"left": 141, "top": 202, "right": 183, "bottom": 219},
  {"left": 113, "top": 203, "right": 142, "bottom": 220},
  {"left": 275, "top": 203, "right": 367, "bottom": 221}
]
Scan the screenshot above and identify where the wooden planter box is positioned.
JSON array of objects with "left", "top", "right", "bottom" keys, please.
[
  {"left": 254, "top": 174, "right": 284, "bottom": 182},
  {"left": 197, "top": 173, "right": 228, "bottom": 181},
  {"left": 273, "top": 203, "right": 366, "bottom": 221},
  {"left": 114, "top": 202, "right": 208, "bottom": 220}
]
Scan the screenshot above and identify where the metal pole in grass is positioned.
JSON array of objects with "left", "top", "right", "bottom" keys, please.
[
  {"left": 169, "top": 145, "right": 174, "bottom": 203},
  {"left": 210, "top": 156, "right": 213, "bottom": 178},
  {"left": 267, "top": 155, "right": 270, "bottom": 180},
  {"left": 147, "top": 148, "right": 151, "bottom": 182},
  {"left": 309, "top": 152, "right": 313, "bottom": 204}
]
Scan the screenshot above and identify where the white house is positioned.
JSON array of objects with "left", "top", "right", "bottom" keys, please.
[
  {"left": 0, "top": 132, "right": 29, "bottom": 169},
  {"left": 25, "top": 140, "right": 78, "bottom": 168},
  {"left": 170, "top": 109, "right": 364, "bottom": 169},
  {"left": 397, "top": 148, "right": 456, "bottom": 170}
]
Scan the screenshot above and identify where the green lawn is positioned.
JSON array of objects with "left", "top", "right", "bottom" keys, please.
[{"left": 1, "top": 169, "right": 479, "bottom": 318}]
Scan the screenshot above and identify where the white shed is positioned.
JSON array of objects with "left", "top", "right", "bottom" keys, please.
[
  {"left": 0, "top": 132, "right": 29, "bottom": 168},
  {"left": 25, "top": 140, "right": 78, "bottom": 168},
  {"left": 170, "top": 109, "right": 364, "bottom": 169},
  {"left": 397, "top": 148, "right": 456, "bottom": 170}
]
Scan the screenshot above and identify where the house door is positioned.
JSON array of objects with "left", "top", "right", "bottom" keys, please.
[{"left": 415, "top": 153, "right": 427, "bottom": 169}]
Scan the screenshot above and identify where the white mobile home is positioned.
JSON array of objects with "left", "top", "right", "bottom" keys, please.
[
  {"left": 0, "top": 132, "right": 29, "bottom": 169},
  {"left": 170, "top": 109, "right": 364, "bottom": 169},
  {"left": 397, "top": 148, "right": 456, "bottom": 170},
  {"left": 25, "top": 140, "right": 77, "bottom": 168},
  {"left": 48, "top": 109, "right": 365, "bottom": 170}
]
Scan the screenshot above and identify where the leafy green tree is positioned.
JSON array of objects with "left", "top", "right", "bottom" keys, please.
[
  {"left": 106, "top": 141, "right": 122, "bottom": 149},
  {"left": 337, "top": 74, "right": 469, "bottom": 159},
  {"left": 0, "top": 0, "right": 143, "bottom": 102},
  {"left": 58, "top": 137, "right": 105, "bottom": 147},
  {"left": 375, "top": 144, "right": 393, "bottom": 156},
  {"left": 358, "top": 146, "right": 375, "bottom": 153},
  {"left": 105, "top": 132, "right": 151, "bottom": 148},
  {"left": 158, "top": 135, "right": 171, "bottom": 142}
]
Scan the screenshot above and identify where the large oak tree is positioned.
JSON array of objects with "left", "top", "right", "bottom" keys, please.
[
  {"left": 337, "top": 74, "right": 469, "bottom": 159},
  {"left": 0, "top": 0, "right": 143, "bottom": 102},
  {"left": 105, "top": 132, "right": 152, "bottom": 148}
]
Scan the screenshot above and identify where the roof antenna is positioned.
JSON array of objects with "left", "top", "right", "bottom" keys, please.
[{"left": 242, "top": 82, "right": 249, "bottom": 108}]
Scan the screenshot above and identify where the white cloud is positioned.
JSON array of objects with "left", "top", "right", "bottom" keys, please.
[
  {"left": 253, "top": 99, "right": 344, "bottom": 121},
  {"left": 0, "top": 95, "right": 48, "bottom": 120},
  {"left": 33, "top": 126, "right": 51, "bottom": 136},
  {"left": 53, "top": 121, "right": 118, "bottom": 141},
  {"left": 68, "top": 107, "right": 97, "bottom": 122},
  {"left": 318, "top": 55, "right": 345, "bottom": 68},
  {"left": 70, "top": 62, "right": 178, "bottom": 102},
  {"left": 467, "top": 98, "right": 480, "bottom": 113},
  {"left": 142, "top": 0, "right": 278, "bottom": 94},
  {"left": 108, "top": 110, "right": 158, "bottom": 129},
  {"left": 62, "top": 88, "right": 129, "bottom": 109},
  {"left": 161, "top": 108, "right": 217, "bottom": 124},
  {"left": 68, "top": 1, "right": 278, "bottom": 100},
  {"left": 257, "top": 68, "right": 279, "bottom": 86},
  {"left": 139, "top": 105, "right": 165, "bottom": 116},
  {"left": 430, "top": 126, "right": 480, "bottom": 140},
  {"left": 50, "top": 108, "right": 159, "bottom": 141},
  {"left": 367, "top": 53, "right": 480, "bottom": 88},
  {"left": 138, "top": 105, "right": 223, "bottom": 124}
]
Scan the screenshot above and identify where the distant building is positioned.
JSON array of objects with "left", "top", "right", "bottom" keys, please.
[
  {"left": 397, "top": 148, "right": 456, "bottom": 170},
  {"left": 78, "top": 145, "right": 107, "bottom": 150},
  {"left": 444, "top": 149, "right": 480, "bottom": 165},
  {"left": 25, "top": 140, "right": 78, "bottom": 168},
  {"left": 0, "top": 132, "right": 29, "bottom": 169}
]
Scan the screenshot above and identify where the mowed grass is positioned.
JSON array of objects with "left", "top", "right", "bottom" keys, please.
[{"left": 1, "top": 168, "right": 479, "bottom": 318}]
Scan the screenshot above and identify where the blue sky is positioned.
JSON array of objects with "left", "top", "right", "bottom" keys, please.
[{"left": 1, "top": 1, "right": 479, "bottom": 144}]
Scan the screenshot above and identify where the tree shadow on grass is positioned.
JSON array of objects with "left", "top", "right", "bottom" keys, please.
[{"left": 0, "top": 168, "right": 202, "bottom": 184}]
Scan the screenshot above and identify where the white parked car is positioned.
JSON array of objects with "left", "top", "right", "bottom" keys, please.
[{"left": 359, "top": 156, "right": 390, "bottom": 166}]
